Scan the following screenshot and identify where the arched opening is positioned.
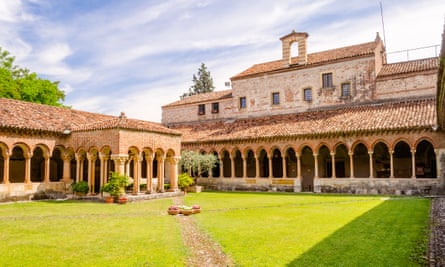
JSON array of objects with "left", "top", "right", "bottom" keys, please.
[
  {"left": 211, "top": 151, "right": 220, "bottom": 178},
  {"left": 335, "top": 144, "right": 350, "bottom": 178},
  {"left": 258, "top": 149, "right": 269, "bottom": 178},
  {"left": 301, "top": 146, "right": 314, "bottom": 192},
  {"left": 93, "top": 153, "right": 101, "bottom": 193},
  {"left": 141, "top": 151, "right": 147, "bottom": 178},
  {"left": 353, "top": 143, "right": 370, "bottom": 178},
  {"left": 234, "top": 150, "right": 243, "bottom": 178},
  {"left": 373, "top": 142, "right": 390, "bottom": 178},
  {"left": 221, "top": 150, "right": 231, "bottom": 178},
  {"left": 246, "top": 150, "right": 256, "bottom": 177},
  {"left": 272, "top": 148, "right": 283, "bottom": 178},
  {"left": 50, "top": 148, "right": 63, "bottom": 182},
  {"left": 318, "top": 145, "right": 331, "bottom": 178},
  {"left": 285, "top": 148, "right": 297, "bottom": 178},
  {"left": 31, "top": 147, "right": 45, "bottom": 182},
  {"left": 10, "top": 146, "right": 25, "bottom": 183},
  {"left": 415, "top": 140, "right": 436, "bottom": 178},
  {"left": 394, "top": 141, "right": 412, "bottom": 178}
]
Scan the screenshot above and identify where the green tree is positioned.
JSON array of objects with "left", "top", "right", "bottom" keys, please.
[
  {"left": 0, "top": 47, "right": 65, "bottom": 106},
  {"left": 182, "top": 63, "right": 215, "bottom": 98},
  {"left": 180, "top": 150, "right": 218, "bottom": 177}
]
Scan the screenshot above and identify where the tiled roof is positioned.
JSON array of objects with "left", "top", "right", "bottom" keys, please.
[
  {"left": 162, "top": 90, "right": 232, "bottom": 108},
  {"left": 378, "top": 57, "right": 438, "bottom": 77},
  {"left": 0, "top": 98, "right": 180, "bottom": 135},
  {"left": 172, "top": 98, "right": 436, "bottom": 143},
  {"left": 231, "top": 41, "right": 378, "bottom": 80}
]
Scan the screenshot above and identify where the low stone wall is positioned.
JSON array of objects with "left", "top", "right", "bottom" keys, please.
[
  {"left": 196, "top": 177, "right": 443, "bottom": 195},
  {"left": 0, "top": 182, "right": 67, "bottom": 201}
]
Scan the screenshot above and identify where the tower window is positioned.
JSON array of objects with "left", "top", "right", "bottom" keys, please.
[{"left": 322, "top": 72, "right": 333, "bottom": 88}]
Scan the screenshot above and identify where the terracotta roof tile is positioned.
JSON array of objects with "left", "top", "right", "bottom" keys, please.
[
  {"left": 378, "top": 57, "right": 438, "bottom": 77},
  {"left": 172, "top": 98, "right": 436, "bottom": 143},
  {"left": 231, "top": 41, "right": 378, "bottom": 79},
  {"left": 0, "top": 98, "right": 180, "bottom": 135},
  {"left": 162, "top": 90, "right": 232, "bottom": 108}
]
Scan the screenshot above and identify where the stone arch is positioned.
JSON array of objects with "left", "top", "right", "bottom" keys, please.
[
  {"left": 10, "top": 145, "right": 27, "bottom": 183},
  {"left": 271, "top": 147, "right": 283, "bottom": 178},
  {"left": 285, "top": 147, "right": 297, "bottom": 178},
  {"left": 300, "top": 146, "right": 314, "bottom": 192},
  {"left": 373, "top": 142, "right": 390, "bottom": 178},
  {"left": 415, "top": 139, "right": 436, "bottom": 178},
  {"left": 257, "top": 148, "right": 269, "bottom": 178},
  {"left": 353, "top": 143, "right": 370, "bottom": 178},
  {"left": 393, "top": 140, "right": 412, "bottom": 178},
  {"left": 335, "top": 143, "right": 350, "bottom": 178},
  {"left": 318, "top": 145, "right": 331, "bottom": 178}
]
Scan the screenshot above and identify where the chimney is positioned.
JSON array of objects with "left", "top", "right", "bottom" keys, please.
[{"left": 280, "top": 31, "right": 309, "bottom": 67}]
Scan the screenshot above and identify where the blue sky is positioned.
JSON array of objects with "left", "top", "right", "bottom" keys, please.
[{"left": 0, "top": 0, "right": 444, "bottom": 122}]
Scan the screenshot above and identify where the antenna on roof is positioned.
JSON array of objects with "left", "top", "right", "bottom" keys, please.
[{"left": 379, "top": 2, "right": 387, "bottom": 48}]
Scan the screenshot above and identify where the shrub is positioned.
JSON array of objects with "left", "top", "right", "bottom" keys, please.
[
  {"left": 178, "top": 173, "right": 194, "bottom": 190},
  {"left": 71, "top": 181, "right": 89, "bottom": 194}
]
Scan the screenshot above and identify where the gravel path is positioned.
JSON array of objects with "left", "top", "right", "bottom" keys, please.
[
  {"left": 173, "top": 197, "right": 233, "bottom": 267},
  {"left": 429, "top": 197, "right": 445, "bottom": 267}
]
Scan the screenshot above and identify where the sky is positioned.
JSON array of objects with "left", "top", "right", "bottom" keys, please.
[{"left": 0, "top": 0, "right": 444, "bottom": 122}]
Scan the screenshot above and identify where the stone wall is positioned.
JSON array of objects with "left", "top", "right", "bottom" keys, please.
[{"left": 375, "top": 70, "right": 437, "bottom": 99}]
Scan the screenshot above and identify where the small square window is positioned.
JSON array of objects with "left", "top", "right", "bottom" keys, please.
[
  {"left": 341, "top": 83, "right": 351, "bottom": 97},
  {"left": 322, "top": 72, "right": 333, "bottom": 88},
  {"left": 239, "top": 97, "right": 247, "bottom": 109},
  {"left": 272, "top": 92, "right": 280, "bottom": 105},
  {"left": 304, "top": 88, "right": 312, "bottom": 102},
  {"left": 211, "top": 102, "right": 219, "bottom": 113},
  {"left": 198, "top": 104, "right": 205, "bottom": 115}
]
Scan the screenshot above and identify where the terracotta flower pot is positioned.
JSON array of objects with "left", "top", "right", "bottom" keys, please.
[
  {"left": 180, "top": 209, "right": 193, "bottom": 216},
  {"left": 118, "top": 197, "right": 127, "bottom": 204},
  {"left": 105, "top": 196, "right": 114, "bottom": 204},
  {"left": 168, "top": 209, "right": 179, "bottom": 215}
]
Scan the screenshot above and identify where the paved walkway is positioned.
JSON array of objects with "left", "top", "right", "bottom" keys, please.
[{"left": 429, "top": 197, "right": 445, "bottom": 267}]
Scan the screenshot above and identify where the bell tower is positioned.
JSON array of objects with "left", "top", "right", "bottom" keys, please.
[{"left": 280, "top": 31, "right": 309, "bottom": 67}]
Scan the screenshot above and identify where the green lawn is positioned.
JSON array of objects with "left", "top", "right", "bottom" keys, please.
[{"left": 0, "top": 193, "right": 430, "bottom": 266}]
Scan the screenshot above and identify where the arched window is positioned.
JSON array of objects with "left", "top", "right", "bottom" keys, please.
[
  {"left": 415, "top": 140, "right": 436, "bottom": 178},
  {"left": 234, "top": 150, "right": 243, "bottom": 178},
  {"left": 373, "top": 142, "right": 390, "bottom": 178},
  {"left": 31, "top": 147, "right": 45, "bottom": 182},
  {"left": 272, "top": 149, "right": 283, "bottom": 178},
  {"left": 318, "top": 145, "right": 331, "bottom": 178},
  {"left": 393, "top": 141, "right": 412, "bottom": 178},
  {"left": 246, "top": 150, "right": 256, "bottom": 178},
  {"left": 335, "top": 144, "right": 349, "bottom": 178},
  {"left": 286, "top": 148, "right": 297, "bottom": 177},
  {"left": 258, "top": 149, "right": 269, "bottom": 178},
  {"left": 353, "top": 143, "right": 370, "bottom": 178},
  {"left": 10, "top": 146, "right": 25, "bottom": 183},
  {"left": 221, "top": 150, "right": 231, "bottom": 178}
]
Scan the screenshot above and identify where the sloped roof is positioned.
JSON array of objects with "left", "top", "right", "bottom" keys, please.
[
  {"left": 378, "top": 57, "right": 438, "bottom": 78},
  {"left": 231, "top": 41, "right": 379, "bottom": 80},
  {"left": 0, "top": 98, "right": 180, "bottom": 135},
  {"left": 162, "top": 90, "right": 232, "bottom": 108},
  {"left": 173, "top": 98, "right": 436, "bottom": 143}
]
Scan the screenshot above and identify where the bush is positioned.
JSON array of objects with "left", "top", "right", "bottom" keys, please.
[
  {"left": 178, "top": 173, "right": 194, "bottom": 190},
  {"left": 71, "top": 181, "right": 89, "bottom": 194},
  {"left": 101, "top": 172, "right": 130, "bottom": 197}
]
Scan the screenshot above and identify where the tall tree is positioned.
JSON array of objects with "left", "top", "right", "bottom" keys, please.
[
  {"left": 0, "top": 47, "right": 65, "bottom": 106},
  {"left": 182, "top": 63, "right": 215, "bottom": 98}
]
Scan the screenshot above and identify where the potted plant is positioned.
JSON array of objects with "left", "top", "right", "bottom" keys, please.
[
  {"left": 71, "top": 181, "right": 89, "bottom": 196},
  {"left": 101, "top": 172, "right": 130, "bottom": 203},
  {"left": 178, "top": 173, "right": 194, "bottom": 194},
  {"left": 167, "top": 205, "right": 180, "bottom": 215}
]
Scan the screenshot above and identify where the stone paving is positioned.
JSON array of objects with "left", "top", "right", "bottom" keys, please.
[{"left": 429, "top": 197, "right": 445, "bottom": 267}]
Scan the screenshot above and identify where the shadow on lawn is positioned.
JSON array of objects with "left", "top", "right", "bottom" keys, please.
[{"left": 286, "top": 198, "right": 429, "bottom": 267}]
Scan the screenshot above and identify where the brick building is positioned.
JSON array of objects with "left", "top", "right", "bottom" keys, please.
[
  {"left": 162, "top": 31, "right": 444, "bottom": 194},
  {"left": 0, "top": 98, "right": 181, "bottom": 200}
]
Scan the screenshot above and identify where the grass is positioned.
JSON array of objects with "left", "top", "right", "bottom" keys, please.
[{"left": 0, "top": 193, "right": 430, "bottom": 266}]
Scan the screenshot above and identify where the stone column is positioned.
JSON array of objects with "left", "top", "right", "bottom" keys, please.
[
  {"left": 43, "top": 154, "right": 50, "bottom": 183},
  {"left": 220, "top": 156, "right": 225, "bottom": 178},
  {"left": 313, "top": 153, "right": 319, "bottom": 179},
  {"left": 157, "top": 154, "right": 165, "bottom": 192},
  {"left": 411, "top": 149, "right": 416, "bottom": 179},
  {"left": 3, "top": 151, "right": 10, "bottom": 184},
  {"left": 389, "top": 150, "right": 394, "bottom": 178},
  {"left": 62, "top": 153, "right": 72, "bottom": 184},
  {"left": 255, "top": 156, "right": 260, "bottom": 178},
  {"left": 146, "top": 154, "right": 153, "bottom": 193},
  {"left": 242, "top": 155, "right": 247, "bottom": 178},
  {"left": 169, "top": 156, "right": 180, "bottom": 192},
  {"left": 75, "top": 154, "right": 82, "bottom": 183},
  {"left": 132, "top": 155, "right": 141, "bottom": 195},
  {"left": 368, "top": 151, "right": 374, "bottom": 178},
  {"left": 330, "top": 152, "right": 336, "bottom": 179},
  {"left": 349, "top": 151, "right": 354, "bottom": 178},
  {"left": 282, "top": 156, "right": 287, "bottom": 179},
  {"left": 98, "top": 153, "right": 109, "bottom": 188},
  {"left": 230, "top": 155, "right": 235, "bottom": 179},
  {"left": 268, "top": 157, "right": 273, "bottom": 180},
  {"left": 86, "top": 153, "right": 96, "bottom": 194},
  {"left": 24, "top": 151, "right": 32, "bottom": 184},
  {"left": 111, "top": 154, "right": 128, "bottom": 175},
  {"left": 296, "top": 153, "right": 302, "bottom": 179}
]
